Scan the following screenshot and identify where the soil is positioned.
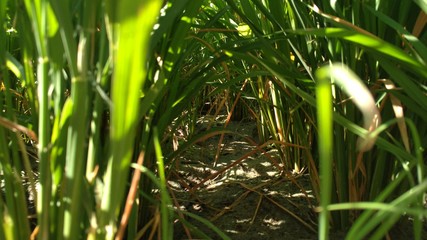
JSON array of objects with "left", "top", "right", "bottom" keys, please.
[{"left": 169, "top": 116, "right": 327, "bottom": 240}]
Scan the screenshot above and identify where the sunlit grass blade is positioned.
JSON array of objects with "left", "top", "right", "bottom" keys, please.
[
  {"left": 289, "top": 27, "right": 427, "bottom": 76},
  {"left": 347, "top": 177, "right": 427, "bottom": 239},
  {"left": 314, "top": 63, "right": 382, "bottom": 239},
  {"left": 153, "top": 128, "right": 172, "bottom": 239},
  {"left": 413, "top": 0, "right": 427, "bottom": 14},
  {"left": 315, "top": 64, "right": 333, "bottom": 240},
  {"left": 98, "top": 1, "right": 162, "bottom": 238},
  {"left": 56, "top": 9, "right": 92, "bottom": 240},
  {"left": 21, "top": 0, "right": 54, "bottom": 238},
  {"left": 363, "top": 5, "right": 427, "bottom": 64}
]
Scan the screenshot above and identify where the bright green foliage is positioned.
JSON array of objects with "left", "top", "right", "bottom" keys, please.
[
  {"left": 315, "top": 64, "right": 334, "bottom": 240},
  {"left": 209, "top": 0, "right": 426, "bottom": 239},
  {"left": 0, "top": 0, "right": 211, "bottom": 239},
  {"left": 0, "top": 0, "right": 426, "bottom": 239}
]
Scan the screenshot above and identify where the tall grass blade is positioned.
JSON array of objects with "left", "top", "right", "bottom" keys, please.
[
  {"left": 98, "top": 1, "right": 162, "bottom": 238},
  {"left": 21, "top": 0, "right": 54, "bottom": 238},
  {"left": 315, "top": 63, "right": 381, "bottom": 238},
  {"left": 153, "top": 128, "right": 172, "bottom": 239},
  {"left": 315, "top": 64, "right": 334, "bottom": 240}
]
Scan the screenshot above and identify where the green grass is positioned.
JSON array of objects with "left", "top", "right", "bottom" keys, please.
[{"left": 0, "top": 0, "right": 426, "bottom": 239}]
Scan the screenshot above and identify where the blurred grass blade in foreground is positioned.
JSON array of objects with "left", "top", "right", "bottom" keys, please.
[
  {"left": 98, "top": 0, "right": 162, "bottom": 239},
  {"left": 316, "top": 63, "right": 381, "bottom": 152},
  {"left": 315, "top": 63, "right": 381, "bottom": 239}
]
